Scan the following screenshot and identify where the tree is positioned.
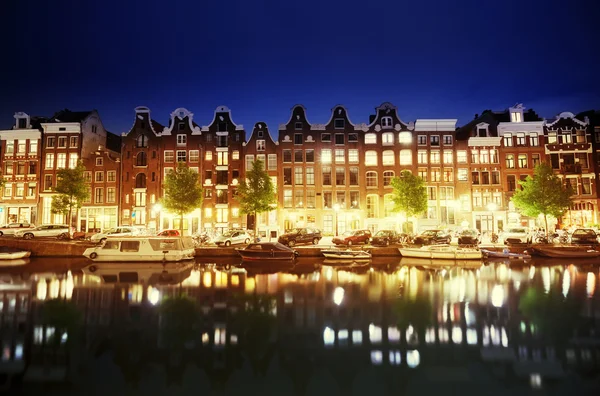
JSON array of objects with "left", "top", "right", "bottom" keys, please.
[
  {"left": 511, "top": 163, "right": 573, "bottom": 235},
  {"left": 236, "top": 159, "right": 277, "bottom": 241},
  {"left": 390, "top": 170, "right": 428, "bottom": 228},
  {"left": 51, "top": 162, "right": 89, "bottom": 235},
  {"left": 161, "top": 162, "right": 203, "bottom": 235}
]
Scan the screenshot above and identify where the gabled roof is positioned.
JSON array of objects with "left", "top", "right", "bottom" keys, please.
[
  {"left": 47, "top": 109, "right": 93, "bottom": 123},
  {"left": 106, "top": 132, "right": 122, "bottom": 153}
]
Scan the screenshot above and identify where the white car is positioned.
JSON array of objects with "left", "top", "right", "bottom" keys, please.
[
  {"left": 500, "top": 227, "right": 531, "bottom": 244},
  {"left": 213, "top": 230, "right": 252, "bottom": 247},
  {"left": 90, "top": 226, "right": 141, "bottom": 244},
  {"left": 0, "top": 223, "right": 35, "bottom": 236},
  {"left": 14, "top": 224, "right": 70, "bottom": 240}
]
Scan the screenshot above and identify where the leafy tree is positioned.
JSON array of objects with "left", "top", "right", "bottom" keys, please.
[
  {"left": 511, "top": 163, "right": 573, "bottom": 235},
  {"left": 51, "top": 162, "right": 89, "bottom": 235},
  {"left": 236, "top": 159, "right": 277, "bottom": 241},
  {"left": 390, "top": 170, "right": 428, "bottom": 224},
  {"left": 161, "top": 162, "right": 203, "bottom": 235}
]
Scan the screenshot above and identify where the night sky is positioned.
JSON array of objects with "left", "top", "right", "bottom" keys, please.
[{"left": 2, "top": 0, "right": 599, "bottom": 135}]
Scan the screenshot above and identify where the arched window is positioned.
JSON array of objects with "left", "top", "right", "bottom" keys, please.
[
  {"left": 382, "top": 150, "right": 395, "bottom": 165},
  {"left": 366, "top": 171, "right": 378, "bottom": 187},
  {"left": 400, "top": 149, "right": 412, "bottom": 165},
  {"left": 384, "top": 194, "right": 394, "bottom": 217},
  {"left": 398, "top": 132, "right": 412, "bottom": 144},
  {"left": 136, "top": 134, "right": 147, "bottom": 148},
  {"left": 136, "top": 152, "right": 147, "bottom": 166},
  {"left": 366, "top": 195, "right": 379, "bottom": 218},
  {"left": 135, "top": 173, "right": 146, "bottom": 189},
  {"left": 381, "top": 117, "right": 393, "bottom": 128},
  {"left": 383, "top": 171, "right": 395, "bottom": 186},
  {"left": 365, "top": 150, "right": 378, "bottom": 166}
]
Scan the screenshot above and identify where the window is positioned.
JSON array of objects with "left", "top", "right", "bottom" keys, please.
[
  {"left": 518, "top": 154, "right": 527, "bottom": 168},
  {"left": 294, "top": 190, "right": 304, "bottom": 208},
  {"left": 136, "top": 152, "right": 147, "bottom": 166},
  {"left": 283, "top": 190, "right": 293, "bottom": 208},
  {"left": 366, "top": 195, "right": 378, "bottom": 218},
  {"left": 399, "top": 150, "right": 412, "bottom": 165},
  {"left": 427, "top": 186, "right": 437, "bottom": 200},
  {"left": 321, "top": 133, "right": 331, "bottom": 142},
  {"left": 334, "top": 119, "right": 345, "bottom": 129},
  {"left": 443, "top": 135, "right": 453, "bottom": 145},
  {"left": 398, "top": 132, "right": 412, "bottom": 144},
  {"left": 29, "top": 141, "right": 38, "bottom": 154},
  {"left": 4, "top": 162, "right": 13, "bottom": 175},
  {"left": 107, "top": 187, "right": 116, "bottom": 203},
  {"left": 95, "top": 188, "right": 104, "bottom": 204},
  {"left": 430, "top": 151, "right": 440, "bottom": 164},
  {"left": 443, "top": 150, "right": 453, "bottom": 164},
  {"left": 443, "top": 168, "right": 453, "bottom": 182},
  {"left": 17, "top": 162, "right": 26, "bottom": 175},
  {"left": 511, "top": 111, "right": 522, "bottom": 122},
  {"left": 348, "top": 133, "right": 358, "bottom": 142},
  {"left": 282, "top": 150, "right": 291, "bottom": 163},
  {"left": 47, "top": 137, "right": 55, "bottom": 148},
  {"left": 431, "top": 168, "right": 441, "bottom": 182},
  {"left": 418, "top": 168, "right": 427, "bottom": 181},
  {"left": 67, "top": 153, "right": 78, "bottom": 169},
  {"left": 491, "top": 171, "right": 500, "bottom": 184},
  {"left": 135, "top": 191, "right": 146, "bottom": 206},
  {"left": 56, "top": 153, "right": 66, "bottom": 169},
  {"left": 3, "top": 184, "right": 11, "bottom": 197},
  {"left": 365, "top": 151, "right": 378, "bottom": 166},
  {"left": 383, "top": 171, "right": 394, "bottom": 186},
  {"left": 95, "top": 171, "right": 104, "bottom": 182},
  {"left": 455, "top": 151, "right": 466, "bottom": 164},
  {"left": 335, "top": 134, "right": 344, "bottom": 145},
  {"left": 382, "top": 133, "right": 394, "bottom": 145},
  {"left": 577, "top": 153, "right": 588, "bottom": 168},
  {"left": 457, "top": 169, "right": 468, "bottom": 181},
  {"left": 382, "top": 150, "right": 395, "bottom": 166},
  {"left": 305, "top": 149, "right": 314, "bottom": 163},
  {"left": 430, "top": 136, "right": 440, "bottom": 146},
  {"left": 481, "top": 171, "right": 490, "bottom": 184},
  {"left": 490, "top": 149, "right": 499, "bottom": 163},
  {"left": 245, "top": 155, "right": 254, "bottom": 171},
  {"left": 45, "top": 153, "right": 54, "bottom": 169},
  {"left": 503, "top": 134, "right": 513, "bottom": 147},
  {"left": 335, "top": 167, "right": 345, "bottom": 186},
  {"left": 15, "top": 183, "right": 23, "bottom": 197},
  {"left": 582, "top": 178, "right": 592, "bottom": 194},
  {"left": 295, "top": 150, "right": 303, "bottom": 162},
  {"left": 335, "top": 149, "right": 345, "bottom": 163},
  {"left": 27, "top": 185, "right": 35, "bottom": 197},
  {"left": 381, "top": 116, "right": 393, "bottom": 128},
  {"left": 306, "top": 167, "right": 315, "bottom": 185},
  {"left": 176, "top": 134, "right": 187, "bottom": 146},
  {"left": 294, "top": 134, "right": 303, "bottom": 145},
  {"left": 176, "top": 150, "right": 187, "bottom": 163},
  {"left": 294, "top": 122, "right": 303, "bottom": 130},
  {"left": 366, "top": 171, "right": 377, "bottom": 187},
  {"left": 418, "top": 135, "right": 427, "bottom": 145},
  {"left": 470, "top": 149, "right": 479, "bottom": 164},
  {"left": 306, "top": 190, "right": 316, "bottom": 208},
  {"left": 163, "top": 151, "right": 174, "bottom": 163},
  {"left": 561, "top": 131, "right": 572, "bottom": 144},
  {"left": 29, "top": 161, "right": 36, "bottom": 175},
  {"left": 322, "top": 166, "right": 331, "bottom": 186},
  {"left": 547, "top": 132, "right": 557, "bottom": 144},
  {"left": 263, "top": 154, "right": 275, "bottom": 170},
  {"left": 323, "top": 191, "right": 332, "bottom": 209},
  {"left": 105, "top": 170, "right": 116, "bottom": 182},
  {"left": 321, "top": 149, "right": 332, "bottom": 164},
  {"left": 232, "top": 150, "right": 239, "bottom": 160},
  {"left": 294, "top": 167, "right": 303, "bottom": 185},
  {"left": 349, "top": 167, "right": 359, "bottom": 185},
  {"left": 530, "top": 134, "right": 539, "bottom": 146},
  {"left": 58, "top": 137, "right": 67, "bottom": 148},
  {"left": 187, "top": 150, "right": 199, "bottom": 163},
  {"left": 17, "top": 140, "right": 26, "bottom": 154},
  {"left": 507, "top": 175, "right": 517, "bottom": 191},
  {"left": 516, "top": 133, "right": 526, "bottom": 146},
  {"left": 532, "top": 154, "right": 541, "bottom": 167},
  {"left": 506, "top": 154, "right": 515, "bottom": 169},
  {"left": 350, "top": 191, "right": 359, "bottom": 208},
  {"left": 417, "top": 151, "right": 428, "bottom": 164},
  {"left": 348, "top": 149, "right": 359, "bottom": 163},
  {"left": 256, "top": 140, "right": 266, "bottom": 151},
  {"left": 365, "top": 133, "right": 376, "bottom": 144}
]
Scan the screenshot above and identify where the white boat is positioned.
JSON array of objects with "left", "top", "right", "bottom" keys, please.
[
  {"left": 83, "top": 236, "right": 196, "bottom": 262},
  {"left": 399, "top": 245, "right": 482, "bottom": 260},
  {"left": 0, "top": 250, "right": 31, "bottom": 260},
  {"left": 321, "top": 249, "right": 372, "bottom": 260}
]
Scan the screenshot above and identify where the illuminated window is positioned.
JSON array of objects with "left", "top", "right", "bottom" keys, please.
[
  {"left": 364, "top": 133, "right": 376, "bottom": 144},
  {"left": 365, "top": 151, "right": 378, "bottom": 166},
  {"left": 321, "top": 149, "right": 332, "bottom": 164},
  {"left": 382, "top": 132, "right": 394, "bottom": 145},
  {"left": 382, "top": 150, "right": 394, "bottom": 165}
]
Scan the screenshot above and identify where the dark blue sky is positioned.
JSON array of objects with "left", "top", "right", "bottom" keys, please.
[{"left": 2, "top": 0, "right": 599, "bottom": 135}]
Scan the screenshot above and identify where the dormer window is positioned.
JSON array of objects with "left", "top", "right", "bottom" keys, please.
[
  {"left": 257, "top": 130, "right": 264, "bottom": 138},
  {"left": 510, "top": 111, "right": 522, "bottom": 123},
  {"left": 475, "top": 122, "right": 489, "bottom": 137},
  {"left": 257, "top": 140, "right": 266, "bottom": 151},
  {"left": 178, "top": 122, "right": 185, "bottom": 131},
  {"left": 294, "top": 122, "right": 303, "bottom": 130},
  {"left": 177, "top": 134, "right": 187, "bottom": 146},
  {"left": 334, "top": 119, "right": 345, "bottom": 129},
  {"left": 381, "top": 117, "right": 393, "bottom": 128},
  {"left": 477, "top": 128, "right": 487, "bottom": 137},
  {"left": 17, "top": 118, "right": 27, "bottom": 129}
]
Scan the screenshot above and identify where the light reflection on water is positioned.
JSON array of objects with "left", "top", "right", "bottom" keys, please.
[{"left": 0, "top": 256, "right": 599, "bottom": 394}]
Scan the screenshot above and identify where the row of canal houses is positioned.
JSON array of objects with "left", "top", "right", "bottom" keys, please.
[{"left": 1, "top": 104, "right": 599, "bottom": 236}]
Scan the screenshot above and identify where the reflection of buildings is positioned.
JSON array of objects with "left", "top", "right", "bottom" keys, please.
[{"left": 2, "top": 260, "right": 599, "bottom": 393}]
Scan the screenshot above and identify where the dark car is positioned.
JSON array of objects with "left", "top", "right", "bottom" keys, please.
[
  {"left": 278, "top": 227, "right": 322, "bottom": 247},
  {"left": 413, "top": 230, "right": 451, "bottom": 245},
  {"left": 371, "top": 230, "right": 401, "bottom": 246},
  {"left": 570, "top": 228, "right": 599, "bottom": 245},
  {"left": 332, "top": 229, "right": 372, "bottom": 246},
  {"left": 457, "top": 229, "right": 480, "bottom": 246}
]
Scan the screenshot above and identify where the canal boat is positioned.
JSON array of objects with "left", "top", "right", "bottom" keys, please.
[
  {"left": 321, "top": 249, "right": 372, "bottom": 260},
  {"left": 83, "top": 237, "right": 196, "bottom": 262},
  {"left": 236, "top": 242, "right": 298, "bottom": 261},
  {"left": 0, "top": 248, "right": 31, "bottom": 260},
  {"left": 481, "top": 248, "right": 531, "bottom": 260},
  {"left": 399, "top": 245, "right": 482, "bottom": 260},
  {"left": 529, "top": 246, "right": 600, "bottom": 258},
  {"left": 82, "top": 262, "right": 194, "bottom": 285}
]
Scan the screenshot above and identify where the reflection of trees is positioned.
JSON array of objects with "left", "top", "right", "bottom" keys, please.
[
  {"left": 394, "top": 293, "right": 434, "bottom": 342},
  {"left": 159, "top": 295, "right": 199, "bottom": 349},
  {"left": 42, "top": 298, "right": 82, "bottom": 346},
  {"left": 112, "top": 329, "right": 152, "bottom": 387}
]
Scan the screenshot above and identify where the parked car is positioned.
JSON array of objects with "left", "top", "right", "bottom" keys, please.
[
  {"left": 332, "top": 229, "right": 372, "bottom": 246},
  {"left": 157, "top": 229, "right": 181, "bottom": 237},
  {"left": 90, "top": 226, "right": 141, "bottom": 244},
  {"left": 457, "top": 229, "right": 481, "bottom": 246},
  {"left": 278, "top": 227, "right": 322, "bottom": 247},
  {"left": 371, "top": 230, "right": 401, "bottom": 246},
  {"left": 14, "top": 224, "right": 70, "bottom": 240},
  {"left": 413, "top": 230, "right": 451, "bottom": 245},
  {"left": 213, "top": 230, "right": 252, "bottom": 247},
  {"left": 570, "top": 228, "right": 599, "bottom": 245},
  {"left": 0, "top": 223, "right": 35, "bottom": 236},
  {"left": 500, "top": 227, "right": 530, "bottom": 244}
]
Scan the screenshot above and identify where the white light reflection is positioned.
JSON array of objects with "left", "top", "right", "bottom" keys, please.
[
  {"left": 371, "top": 350, "right": 383, "bottom": 365},
  {"left": 452, "top": 326, "right": 463, "bottom": 344},
  {"left": 542, "top": 267, "right": 550, "bottom": 294},
  {"left": 529, "top": 266, "right": 536, "bottom": 280},
  {"left": 352, "top": 330, "right": 363, "bottom": 345},
  {"left": 501, "top": 327, "right": 508, "bottom": 347},
  {"left": 530, "top": 374, "right": 542, "bottom": 389},
  {"left": 587, "top": 272, "right": 596, "bottom": 298},
  {"left": 425, "top": 327, "right": 436, "bottom": 344},
  {"left": 562, "top": 270, "right": 571, "bottom": 298},
  {"left": 388, "top": 326, "right": 400, "bottom": 343},
  {"left": 325, "top": 267, "right": 333, "bottom": 281},
  {"left": 333, "top": 287, "right": 345, "bottom": 305},
  {"left": 465, "top": 303, "right": 476, "bottom": 326},
  {"left": 389, "top": 350, "right": 401, "bottom": 365},
  {"left": 406, "top": 350, "right": 420, "bottom": 368},
  {"left": 514, "top": 280, "right": 521, "bottom": 291},
  {"left": 338, "top": 329, "right": 348, "bottom": 346},
  {"left": 148, "top": 287, "right": 160, "bottom": 305},
  {"left": 369, "top": 324, "right": 382, "bottom": 344},
  {"left": 491, "top": 284, "right": 505, "bottom": 308},
  {"left": 466, "top": 328, "right": 478, "bottom": 345},
  {"left": 323, "top": 327, "right": 335, "bottom": 347}
]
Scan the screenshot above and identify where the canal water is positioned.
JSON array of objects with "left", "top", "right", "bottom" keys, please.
[{"left": 1, "top": 256, "right": 599, "bottom": 395}]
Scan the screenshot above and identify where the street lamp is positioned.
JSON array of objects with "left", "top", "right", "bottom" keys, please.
[
  {"left": 487, "top": 202, "right": 498, "bottom": 236},
  {"left": 333, "top": 203, "right": 340, "bottom": 236}
]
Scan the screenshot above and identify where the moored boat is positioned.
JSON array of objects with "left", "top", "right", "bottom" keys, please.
[
  {"left": 481, "top": 249, "right": 531, "bottom": 260},
  {"left": 83, "top": 237, "right": 196, "bottom": 262},
  {"left": 321, "top": 249, "right": 372, "bottom": 260},
  {"left": 0, "top": 249, "right": 31, "bottom": 260},
  {"left": 529, "top": 246, "right": 600, "bottom": 258},
  {"left": 236, "top": 242, "right": 298, "bottom": 261},
  {"left": 399, "top": 245, "right": 481, "bottom": 260}
]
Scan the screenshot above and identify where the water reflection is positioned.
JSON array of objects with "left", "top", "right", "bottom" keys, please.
[{"left": 0, "top": 257, "right": 599, "bottom": 394}]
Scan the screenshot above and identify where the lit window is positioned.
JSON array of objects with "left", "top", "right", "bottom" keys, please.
[
  {"left": 382, "top": 150, "right": 394, "bottom": 165},
  {"left": 365, "top": 151, "right": 378, "bottom": 166},
  {"left": 382, "top": 132, "right": 394, "bottom": 145},
  {"left": 321, "top": 149, "right": 332, "bottom": 164},
  {"left": 364, "top": 133, "right": 376, "bottom": 144},
  {"left": 400, "top": 149, "right": 412, "bottom": 165},
  {"left": 399, "top": 132, "right": 412, "bottom": 144}
]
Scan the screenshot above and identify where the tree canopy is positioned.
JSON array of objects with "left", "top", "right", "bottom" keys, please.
[
  {"left": 236, "top": 159, "right": 277, "bottom": 239},
  {"left": 161, "top": 162, "right": 203, "bottom": 234},
  {"left": 51, "top": 162, "right": 89, "bottom": 232},
  {"left": 390, "top": 170, "right": 428, "bottom": 218},
  {"left": 511, "top": 163, "right": 573, "bottom": 233}
]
